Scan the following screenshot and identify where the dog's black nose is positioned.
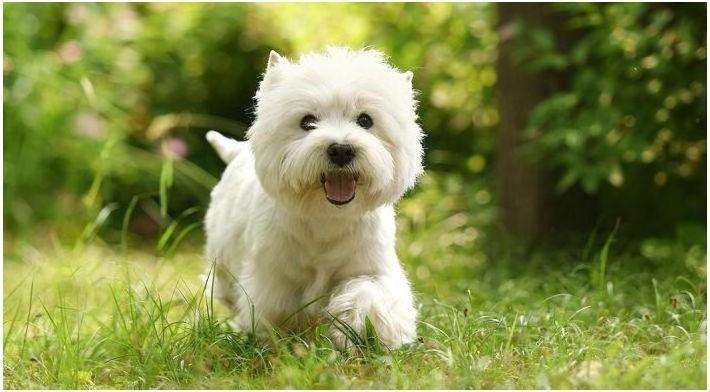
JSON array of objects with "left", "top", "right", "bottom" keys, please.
[{"left": 327, "top": 143, "right": 356, "bottom": 167}]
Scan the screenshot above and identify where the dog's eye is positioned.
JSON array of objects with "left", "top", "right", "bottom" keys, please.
[
  {"left": 300, "top": 114, "right": 318, "bottom": 131},
  {"left": 356, "top": 113, "right": 373, "bottom": 129}
]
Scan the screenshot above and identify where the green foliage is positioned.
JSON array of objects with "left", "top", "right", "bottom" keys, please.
[
  {"left": 4, "top": 3, "right": 498, "bottom": 240},
  {"left": 3, "top": 3, "right": 265, "bottom": 236},
  {"left": 520, "top": 4, "right": 706, "bottom": 196},
  {"left": 4, "top": 3, "right": 704, "bottom": 240}
]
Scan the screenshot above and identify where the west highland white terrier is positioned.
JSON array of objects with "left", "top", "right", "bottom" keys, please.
[{"left": 204, "top": 47, "right": 424, "bottom": 349}]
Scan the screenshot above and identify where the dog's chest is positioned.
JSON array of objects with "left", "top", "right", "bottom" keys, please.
[
  {"left": 268, "top": 219, "right": 367, "bottom": 281},
  {"left": 290, "top": 227, "right": 360, "bottom": 268}
]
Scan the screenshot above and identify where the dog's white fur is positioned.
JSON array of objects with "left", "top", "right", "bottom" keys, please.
[{"left": 204, "top": 47, "right": 424, "bottom": 349}]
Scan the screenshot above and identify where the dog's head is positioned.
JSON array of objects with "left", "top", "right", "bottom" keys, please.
[{"left": 248, "top": 47, "right": 424, "bottom": 218}]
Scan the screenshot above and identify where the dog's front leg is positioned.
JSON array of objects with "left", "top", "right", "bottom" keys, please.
[{"left": 325, "top": 272, "right": 417, "bottom": 349}]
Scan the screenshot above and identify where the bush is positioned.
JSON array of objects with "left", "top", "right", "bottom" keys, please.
[
  {"left": 4, "top": 3, "right": 497, "bottom": 239},
  {"left": 518, "top": 3, "right": 706, "bottom": 233}
]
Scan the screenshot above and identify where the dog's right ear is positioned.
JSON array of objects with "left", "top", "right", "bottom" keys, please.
[
  {"left": 267, "top": 50, "right": 286, "bottom": 71},
  {"left": 259, "top": 50, "right": 289, "bottom": 98}
]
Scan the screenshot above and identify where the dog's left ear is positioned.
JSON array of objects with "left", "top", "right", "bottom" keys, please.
[{"left": 403, "top": 71, "right": 414, "bottom": 85}]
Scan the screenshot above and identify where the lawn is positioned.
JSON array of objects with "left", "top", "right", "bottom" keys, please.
[{"left": 3, "top": 217, "right": 706, "bottom": 389}]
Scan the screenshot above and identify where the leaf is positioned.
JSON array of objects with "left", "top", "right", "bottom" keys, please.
[{"left": 556, "top": 170, "right": 580, "bottom": 193}]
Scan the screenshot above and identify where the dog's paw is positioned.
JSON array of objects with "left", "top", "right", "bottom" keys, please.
[
  {"left": 327, "top": 306, "right": 415, "bottom": 350},
  {"left": 328, "top": 318, "right": 354, "bottom": 350},
  {"left": 325, "top": 277, "right": 416, "bottom": 350}
]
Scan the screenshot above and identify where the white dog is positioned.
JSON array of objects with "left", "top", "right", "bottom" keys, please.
[{"left": 204, "top": 47, "right": 424, "bottom": 349}]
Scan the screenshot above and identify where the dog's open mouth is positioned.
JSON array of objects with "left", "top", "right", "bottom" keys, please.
[{"left": 321, "top": 173, "right": 357, "bottom": 205}]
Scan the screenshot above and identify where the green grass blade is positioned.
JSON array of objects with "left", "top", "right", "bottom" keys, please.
[
  {"left": 596, "top": 219, "right": 620, "bottom": 292},
  {"left": 159, "top": 157, "right": 174, "bottom": 222},
  {"left": 121, "top": 195, "right": 142, "bottom": 253}
]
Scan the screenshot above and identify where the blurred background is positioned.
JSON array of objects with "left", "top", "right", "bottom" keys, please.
[{"left": 3, "top": 3, "right": 707, "bottom": 258}]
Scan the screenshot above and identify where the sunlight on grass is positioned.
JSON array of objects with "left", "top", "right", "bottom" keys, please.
[{"left": 3, "top": 232, "right": 706, "bottom": 388}]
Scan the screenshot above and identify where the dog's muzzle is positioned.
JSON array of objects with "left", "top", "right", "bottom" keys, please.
[
  {"left": 321, "top": 172, "right": 357, "bottom": 205},
  {"left": 326, "top": 143, "right": 356, "bottom": 167}
]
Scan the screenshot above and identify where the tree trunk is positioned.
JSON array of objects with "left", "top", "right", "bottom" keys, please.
[{"left": 495, "top": 3, "right": 571, "bottom": 239}]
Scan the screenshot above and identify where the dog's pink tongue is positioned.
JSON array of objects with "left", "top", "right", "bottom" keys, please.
[{"left": 324, "top": 174, "right": 356, "bottom": 203}]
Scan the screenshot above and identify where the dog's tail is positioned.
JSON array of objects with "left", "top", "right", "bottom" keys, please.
[{"left": 206, "top": 130, "right": 244, "bottom": 164}]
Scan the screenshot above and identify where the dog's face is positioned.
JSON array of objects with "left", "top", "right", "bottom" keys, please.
[{"left": 248, "top": 47, "right": 424, "bottom": 218}]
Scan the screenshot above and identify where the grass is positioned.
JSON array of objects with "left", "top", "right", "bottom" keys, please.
[
  {"left": 3, "top": 218, "right": 706, "bottom": 389},
  {"left": 2, "top": 173, "right": 707, "bottom": 389}
]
